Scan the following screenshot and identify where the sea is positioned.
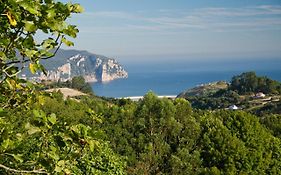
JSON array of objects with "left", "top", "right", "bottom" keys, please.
[{"left": 91, "top": 58, "right": 281, "bottom": 98}]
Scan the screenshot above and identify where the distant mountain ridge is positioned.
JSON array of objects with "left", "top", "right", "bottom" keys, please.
[{"left": 22, "top": 49, "right": 128, "bottom": 82}]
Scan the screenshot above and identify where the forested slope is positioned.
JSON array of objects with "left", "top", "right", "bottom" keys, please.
[{"left": 2, "top": 91, "right": 281, "bottom": 174}]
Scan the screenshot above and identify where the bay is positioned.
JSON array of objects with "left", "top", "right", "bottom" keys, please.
[{"left": 91, "top": 58, "right": 281, "bottom": 98}]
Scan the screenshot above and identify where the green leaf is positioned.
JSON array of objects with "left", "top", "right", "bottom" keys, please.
[
  {"left": 48, "top": 113, "right": 57, "bottom": 125},
  {"left": 11, "top": 154, "right": 24, "bottom": 163},
  {"left": 33, "top": 110, "right": 41, "bottom": 118},
  {"left": 61, "top": 37, "right": 74, "bottom": 47},
  {"left": 16, "top": 133, "right": 23, "bottom": 141},
  {"left": 24, "top": 21, "right": 37, "bottom": 32},
  {"left": 1, "top": 139, "right": 13, "bottom": 150},
  {"left": 25, "top": 49, "right": 37, "bottom": 58},
  {"left": 5, "top": 79, "right": 16, "bottom": 90},
  {"left": 29, "top": 63, "right": 37, "bottom": 74},
  {"left": 63, "top": 25, "right": 79, "bottom": 38},
  {"left": 19, "top": 2, "right": 40, "bottom": 16},
  {"left": 25, "top": 122, "right": 41, "bottom": 135},
  {"left": 48, "top": 147, "right": 60, "bottom": 160},
  {"left": 46, "top": 9, "right": 56, "bottom": 19},
  {"left": 0, "top": 38, "right": 10, "bottom": 47},
  {"left": 64, "top": 169, "right": 71, "bottom": 174},
  {"left": 41, "top": 51, "right": 54, "bottom": 58},
  {"left": 38, "top": 95, "right": 45, "bottom": 105},
  {"left": 0, "top": 51, "right": 7, "bottom": 61},
  {"left": 42, "top": 38, "right": 56, "bottom": 49},
  {"left": 0, "top": 113, "right": 4, "bottom": 118},
  {"left": 52, "top": 21, "right": 68, "bottom": 31},
  {"left": 89, "top": 140, "right": 100, "bottom": 152},
  {"left": 71, "top": 4, "right": 84, "bottom": 13},
  {"left": 22, "top": 36, "right": 35, "bottom": 49},
  {"left": 57, "top": 160, "right": 65, "bottom": 166},
  {"left": 54, "top": 165, "right": 63, "bottom": 173}
]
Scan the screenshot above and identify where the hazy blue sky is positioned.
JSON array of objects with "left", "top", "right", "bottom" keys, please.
[{"left": 60, "top": 0, "right": 281, "bottom": 60}]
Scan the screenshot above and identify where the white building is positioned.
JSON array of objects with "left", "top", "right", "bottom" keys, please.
[
  {"left": 228, "top": 105, "right": 239, "bottom": 110},
  {"left": 255, "top": 92, "right": 266, "bottom": 98}
]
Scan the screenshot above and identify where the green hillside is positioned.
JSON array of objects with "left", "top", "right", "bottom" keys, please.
[
  {"left": 2, "top": 91, "right": 281, "bottom": 174},
  {"left": 178, "top": 72, "right": 281, "bottom": 115},
  {"left": 178, "top": 81, "right": 228, "bottom": 97}
]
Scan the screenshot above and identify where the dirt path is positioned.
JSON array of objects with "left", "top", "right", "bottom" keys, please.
[{"left": 45, "top": 88, "right": 88, "bottom": 99}]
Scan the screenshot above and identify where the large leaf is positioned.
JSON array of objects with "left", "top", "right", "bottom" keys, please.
[
  {"left": 48, "top": 113, "right": 57, "bottom": 125},
  {"left": 29, "top": 63, "right": 37, "bottom": 74},
  {"left": 71, "top": 4, "right": 84, "bottom": 13},
  {"left": 19, "top": 1, "right": 41, "bottom": 16},
  {"left": 25, "top": 122, "right": 41, "bottom": 135},
  {"left": 6, "top": 11, "right": 17, "bottom": 26},
  {"left": 61, "top": 37, "right": 74, "bottom": 46},
  {"left": 24, "top": 21, "right": 37, "bottom": 32},
  {"left": 11, "top": 154, "right": 24, "bottom": 163}
]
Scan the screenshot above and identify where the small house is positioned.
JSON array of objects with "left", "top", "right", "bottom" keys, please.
[
  {"left": 255, "top": 92, "right": 266, "bottom": 98},
  {"left": 228, "top": 105, "right": 239, "bottom": 110}
]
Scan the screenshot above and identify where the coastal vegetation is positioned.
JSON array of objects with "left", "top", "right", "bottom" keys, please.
[
  {"left": 179, "top": 72, "right": 281, "bottom": 115},
  {"left": 1, "top": 91, "right": 281, "bottom": 174},
  {"left": 1, "top": 0, "right": 281, "bottom": 174},
  {"left": 230, "top": 71, "right": 281, "bottom": 95},
  {"left": 44, "top": 76, "right": 93, "bottom": 94}
]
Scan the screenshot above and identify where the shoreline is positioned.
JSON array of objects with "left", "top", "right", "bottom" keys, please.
[{"left": 118, "top": 95, "right": 177, "bottom": 101}]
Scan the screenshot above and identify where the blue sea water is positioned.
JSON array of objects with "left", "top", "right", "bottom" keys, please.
[{"left": 91, "top": 58, "right": 281, "bottom": 98}]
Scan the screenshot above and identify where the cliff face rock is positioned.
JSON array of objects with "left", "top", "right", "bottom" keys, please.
[
  {"left": 100, "top": 59, "right": 129, "bottom": 82},
  {"left": 23, "top": 49, "right": 128, "bottom": 82}
]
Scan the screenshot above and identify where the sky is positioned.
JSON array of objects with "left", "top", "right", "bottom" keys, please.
[{"left": 60, "top": 0, "right": 281, "bottom": 61}]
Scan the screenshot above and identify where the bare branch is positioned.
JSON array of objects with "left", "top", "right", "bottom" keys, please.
[
  {"left": 6, "top": 59, "right": 28, "bottom": 65},
  {"left": 0, "top": 76, "right": 6, "bottom": 85},
  {"left": 6, "top": 35, "right": 63, "bottom": 65},
  {"left": 3, "top": 28, "right": 22, "bottom": 54},
  {"left": 41, "top": 40, "right": 63, "bottom": 60},
  {"left": 3, "top": 67, "right": 23, "bottom": 78},
  {"left": 0, "top": 163, "right": 48, "bottom": 174}
]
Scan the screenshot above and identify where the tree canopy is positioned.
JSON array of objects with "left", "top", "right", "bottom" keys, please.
[
  {"left": 0, "top": 1, "right": 126, "bottom": 174},
  {"left": 230, "top": 72, "right": 281, "bottom": 94},
  {"left": 0, "top": 0, "right": 83, "bottom": 108}
]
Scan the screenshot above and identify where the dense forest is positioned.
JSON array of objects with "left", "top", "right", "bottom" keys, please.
[
  {"left": 1, "top": 0, "right": 281, "bottom": 174},
  {"left": 230, "top": 72, "right": 281, "bottom": 95},
  {"left": 1, "top": 91, "right": 281, "bottom": 174}
]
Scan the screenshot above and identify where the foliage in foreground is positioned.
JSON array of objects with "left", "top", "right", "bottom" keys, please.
[
  {"left": 0, "top": 94, "right": 126, "bottom": 174},
  {"left": 0, "top": 0, "right": 83, "bottom": 109},
  {"left": 0, "top": 1, "right": 127, "bottom": 173},
  {"left": 1, "top": 91, "right": 281, "bottom": 174}
]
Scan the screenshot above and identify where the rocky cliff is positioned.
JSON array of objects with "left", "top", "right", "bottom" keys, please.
[{"left": 22, "top": 49, "right": 128, "bottom": 82}]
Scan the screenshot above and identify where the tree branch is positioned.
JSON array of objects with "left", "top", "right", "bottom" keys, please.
[
  {"left": 5, "top": 58, "right": 29, "bottom": 66},
  {"left": 6, "top": 38, "right": 63, "bottom": 66},
  {"left": 3, "top": 28, "right": 22, "bottom": 54},
  {"left": 0, "top": 163, "right": 48, "bottom": 174},
  {"left": 41, "top": 40, "right": 63, "bottom": 60}
]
